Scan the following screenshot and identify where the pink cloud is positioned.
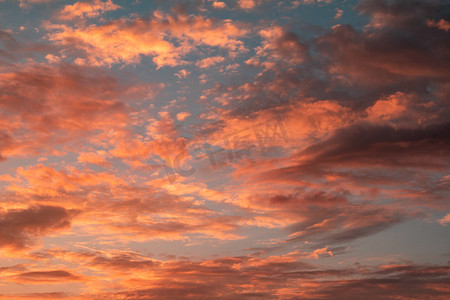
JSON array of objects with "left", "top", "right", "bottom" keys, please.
[
  {"left": 427, "top": 19, "right": 450, "bottom": 32},
  {"left": 438, "top": 214, "right": 450, "bottom": 226}
]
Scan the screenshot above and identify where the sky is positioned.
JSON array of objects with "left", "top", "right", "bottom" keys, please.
[{"left": 0, "top": 0, "right": 449, "bottom": 299}]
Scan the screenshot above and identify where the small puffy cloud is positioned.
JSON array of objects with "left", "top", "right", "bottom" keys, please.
[
  {"left": 427, "top": 19, "right": 450, "bottom": 32},
  {"left": 211, "top": 1, "right": 227, "bottom": 9},
  {"left": 176, "top": 112, "right": 191, "bottom": 121},
  {"left": 45, "top": 54, "right": 61, "bottom": 63},
  {"left": 335, "top": 8, "right": 343, "bottom": 19},
  {"left": 196, "top": 56, "right": 225, "bottom": 68},
  {"left": 238, "top": 0, "right": 258, "bottom": 10}
]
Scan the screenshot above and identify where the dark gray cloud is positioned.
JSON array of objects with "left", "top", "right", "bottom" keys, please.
[{"left": 0, "top": 205, "right": 75, "bottom": 250}]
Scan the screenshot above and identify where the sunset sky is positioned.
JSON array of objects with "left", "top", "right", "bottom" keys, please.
[{"left": 0, "top": 0, "right": 449, "bottom": 299}]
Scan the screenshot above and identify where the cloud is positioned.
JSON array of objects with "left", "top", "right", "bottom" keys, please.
[
  {"left": 296, "top": 121, "right": 450, "bottom": 170},
  {"left": 204, "top": 0, "right": 449, "bottom": 122},
  {"left": 9, "top": 164, "right": 124, "bottom": 201},
  {"left": 334, "top": 8, "right": 343, "bottom": 19},
  {"left": 438, "top": 214, "right": 450, "bottom": 226},
  {"left": 238, "top": 0, "right": 259, "bottom": 10},
  {"left": 57, "top": 0, "right": 120, "bottom": 20},
  {"left": 304, "top": 264, "right": 450, "bottom": 300},
  {"left": 89, "top": 252, "right": 159, "bottom": 271},
  {"left": 15, "top": 0, "right": 55, "bottom": 8},
  {"left": 176, "top": 112, "right": 191, "bottom": 121},
  {"left": 18, "top": 249, "right": 448, "bottom": 300},
  {"left": 0, "top": 29, "right": 21, "bottom": 62},
  {"left": 255, "top": 26, "right": 307, "bottom": 65},
  {"left": 0, "top": 63, "right": 131, "bottom": 160},
  {"left": 13, "top": 270, "right": 81, "bottom": 283},
  {"left": 0, "top": 1, "right": 449, "bottom": 298},
  {"left": 4, "top": 163, "right": 242, "bottom": 242},
  {"left": 109, "top": 112, "right": 189, "bottom": 167},
  {"left": 0, "top": 60, "right": 161, "bottom": 163},
  {"left": 231, "top": 187, "right": 413, "bottom": 248},
  {"left": 46, "top": 12, "right": 248, "bottom": 68},
  {"left": 0, "top": 131, "right": 14, "bottom": 161},
  {"left": 196, "top": 56, "right": 225, "bottom": 68},
  {"left": 295, "top": 0, "right": 333, "bottom": 5},
  {"left": 427, "top": 19, "right": 450, "bottom": 32},
  {"left": 77, "top": 151, "right": 111, "bottom": 167},
  {"left": 0, "top": 205, "right": 74, "bottom": 250},
  {"left": 317, "top": 0, "right": 450, "bottom": 86},
  {"left": 0, "top": 292, "right": 72, "bottom": 299},
  {"left": 211, "top": 1, "right": 227, "bottom": 9}
]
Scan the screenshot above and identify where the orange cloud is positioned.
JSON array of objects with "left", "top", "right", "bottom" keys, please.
[
  {"left": 7, "top": 247, "right": 448, "bottom": 300},
  {"left": 211, "top": 1, "right": 227, "bottom": 9},
  {"left": 47, "top": 13, "right": 248, "bottom": 68},
  {"left": 196, "top": 56, "right": 225, "bottom": 68},
  {"left": 57, "top": 0, "right": 120, "bottom": 20},
  {"left": 238, "top": 0, "right": 261, "bottom": 10},
  {"left": 78, "top": 151, "right": 111, "bottom": 167},
  {"left": 257, "top": 26, "right": 307, "bottom": 64},
  {"left": 176, "top": 111, "right": 191, "bottom": 121}
]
